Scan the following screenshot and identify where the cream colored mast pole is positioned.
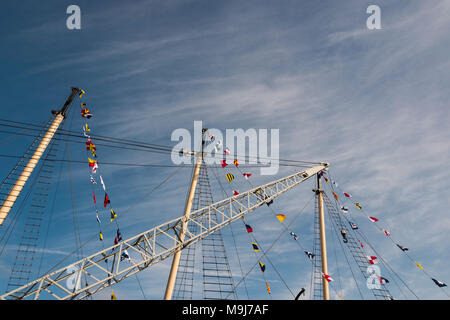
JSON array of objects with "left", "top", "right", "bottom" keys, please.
[
  {"left": 317, "top": 172, "right": 330, "bottom": 300},
  {"left": 0, "top": 87, "right": 80, "bottom": 226},
  {"left": 164, "top": 128, "right": 207, "bottom": 300}
]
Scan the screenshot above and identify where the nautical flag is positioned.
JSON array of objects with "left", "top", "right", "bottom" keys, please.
[
  {"left": 266, "top": 199, "right": 273, "bottom": 206},
  {"left": 349, "top": 222, "right": 358, "bottom": 230},
  {"left": 104, "top": 193, "right": 110, "bottom": 207},
  {"left": 120, "top": 249, "right": 130, "bottom": 261},
  {"left": 233, "top": 190, "right": 239, "bottom": 196},
  {"left": 343, "top": 192, "right": 352, "bottom": 198},
  {"left": 251, "top": 242, "right": 259, "bottom": 252},
  {"left": 289, "top": 231, "right": 298, "bottom": 241},
  {"left": 354, "top": 202, "right": 362, "bottom": 210},
  {"left": 323, "top": 176, "right": 329, "bottom": 183},
  {"left": 265, "top": 281, "right": 271, "bottom": 294},
  {"left": 332, "top": 192, "right": 338, "bottom": 201},
  {"left": 81, "top": 103, "right": 86, "bottom": 108},
  {"left": 367, "top": 256, "right": 378, "bottom": 265},
  {"left": 275, "top": 214, "right": 286, "bottom": 223},
  {"left": 221, "top": 160, "right": 228, "bottom": 168},
  {"left": 245, "top": 224, "right": 253, "bottom": 233},
  {"left": 358, "top": 240, "right": 365, "bottom": 248},
  {"left": 110, "top": 209, "right": 117, "bottom": 222},
  {"left": 368, "top": 216, "right": 378, "bottom": 223},
  {"left": 100, "top": 175, "right": 106, "bottom": 192},
  {"left": 81, "top": 108, "right": 92, "bottom": 119},
  {"left": 432, "top": 278, "right": 447, "bottom": 288},
  {"left": 92, "top": 161, "right": 98, "bottom": 174},
  {"left": 332, "top": 181, "right": 338, "bottom": 188},
  {"left": 295, "top": 288, "right": 306, "bottom": 300},
  {"left": 99, "top": 232, "right": 103, "bottom": 241},
  {"left": 341, "top": 206, "right": 349, "bottom": 214},
  {"left": 233, "top": 159, "right": 239, "bottom": 167},
  {"left": 90, "top": 175, "right": 96, "bottom": 184},
  {"left": 414, "top": 262, "right": 424, "bottom": 270},
  {"left": 242, "top": 173, "right": 252, "bottom": 179},
  {"left": 226, "top": 173, "right": 234, "bottom": 182},
  {"left": 86, "top": 141, "right": 96, "bottom": 151},
  {"left": 259, "top": 261, "right": 265, "bottom": 273},
  {"left": 382, "top": 229, "right": 390, "bottom": 236},
  {"left": 378, "top": 276, "right": 389, "bottom": 284},
  {"left": 224, "top": 147, "right": 230, "bottom": 155},
  {"left": 304, "top": 251, "right": 315, "bottom": 260},
  {"left": 93, "top": 191, "right": 96, "bottom": 205},
  {"left": 84, "top": 123, "right": 90, "bottom": 132},
  {"left": 79, "top": 89, "right": 85, "bottom": 98},
  {"left": 88, "top": 157, "right": 97, "bottom": 167},
  {"left": 96, "top": 210, "right": 100, "bottom": 224},
  {"left": 323, "top": 274, "right": 333, "bottom": 282},
  {"left": 397, "top": 244, "right": 408, "bottom": 251},
  {"left": 114, "top": 229, "right": 122, "bottom": 245}
]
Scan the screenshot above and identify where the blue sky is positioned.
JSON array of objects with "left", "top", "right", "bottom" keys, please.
[{"left": 0, "top": 0, "right": 449, "bottom": 300}]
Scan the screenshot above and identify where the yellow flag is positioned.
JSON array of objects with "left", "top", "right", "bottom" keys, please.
[
  {"left": 111, "top": 290, "right": 117, "bottom": 300},
  {"left": 99, "top": 232, "right": 103, "bottom": 241},
  {"left": 415, "top": 262, "right": 423, "bottom": 270},
  {"left": 265, "top": 281, "right": 271, "bottom": 294},
  {"left": 79, "top": 89, "right": 85, "bottom": 98},
  {"left": 275, "top": 214, "right": 286, "bottom": 223},
  {"left": 85, "top": 124, "right": 90, "bottom": 132},
  {"left": 88, "top": 157, "right": 96, "bottom": 164},
  {"left": 355, "top": 202, "right": 362, "bottom": 210}
]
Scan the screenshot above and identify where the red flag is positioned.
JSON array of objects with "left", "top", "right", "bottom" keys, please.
[
  {"left": 93, "top": 192, "right": 96, "bottom": 204},
  {"left": 383, "top": 229, "right": 390, "bottom": 236},
  {"left": 323, "top": 274, "right": 333, "bottom": 282},
  {"left": 358, "top": 240, "right": 365, "bottom": 248},
  {"left": 368, "top": 216, "right": 378, "bottom": 223},
  {"left": 243, "top": 173, "right": 252, "bottom": 179},
  {"left": 343, "top": 192, "right": 352, "bottom": 198},
  {"left": 233, "top": 159, "right": 239, "bottom": 167},
  {"left": 233, "top": 190, "right": 239, "bottom": 196},
  {"left": 104, "top": 193, "right": 110, "bottom": 208},
  {"left": 221, "top": 160, "right": 228, "bottom": 168},
  {"left": 367, "top": 256, "right": 378, "bottom": 265}
]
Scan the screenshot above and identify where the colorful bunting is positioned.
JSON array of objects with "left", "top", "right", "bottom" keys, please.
[
  {"left": 245, "top": 224, "right": 253, "bottom": 233},
  {"left": 275, "top": 214, "right": 286, "bottom": 223},
  {"left": 289, "top": 232, "right": 298, "bottom": 240},
  {"left": 332, "top": 191, "right": 338, "bottom": 201},
  {"left": 368, "top": 216, "right": 378, "bottom": 223},
  {"left": 81, "top": 108, "right": 92, "bottom": 119},
  {"left": 110, "top": 209, "right": 117, "bottom": 222},
  {"left": 221, "top": 160, "right": 228, "bottom": 168},
  {"left": 251, "top": 242, "right": 259, "bottom": 252},
  {"left": 79, "top": 89, "right": 85, "bottom": 98},
  {"left": 432, "top": 278, "right": 447, "bottom": 288},
  {"left": 104, "top": 193, "right": 110, "bottom": 207},
  {"left": 233, "top": 159, "right": 239, "bottom": 167},
  {"left": 354, "top": 202, "right": 362, "bottom": 210},
  {"left": 367, "top": 256, "right": 378, "bottom": 265},
  {"left": 343, "top": 192, "right": 352, "bottom": 198},
  {"left": 265, "top": 281, "right": 271, "bottom": 294},
  {"left": 304, "top": 251, "right": 315, "bottom": 260},
  {"left": 114, "top": 229, "right": 122, "bottom": 245},
  {"left": 323, "top": 274, "right": 333, "bottom": 282},
  {"left": 226, "top": 173, "right": 234, "bottom": 182},
  {"left": 259, "top": 261, "right": 265, "bottom": 273},
  {"left": 414, "top": 262, "right": 424, "bottom": 270}
]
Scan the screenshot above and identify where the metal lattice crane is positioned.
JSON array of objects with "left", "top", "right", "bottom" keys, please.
[{"left": 0, "top": 163, "right": 328, "bottom": 300}]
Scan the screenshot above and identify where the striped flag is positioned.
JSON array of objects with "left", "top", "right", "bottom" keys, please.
[
  {"left": 323, "top": 274, "right": 333, "bottom": 282},
  {"left": 382, "top": 229, "right": 390, "bottom": 236},
  {"left": 367, "top": 256, "right": 378, "bottom": 265},
  {"left": 259, "top": 261, "right": 265, "bottom": 273},
  {"left": 226, "top": 173, "right": 234, "bottom": 182},
  {"left": 233, "top": 159, "right": 239, "bottom": 167},
  {"left": 251, "top": 242, "right": 259, "bottom": 252},
  {"left": 245, "top": 224, "right": 253, "bottom": 233},
  {"left": 368, "top": 216, "right": 378, "bottom": 223}
]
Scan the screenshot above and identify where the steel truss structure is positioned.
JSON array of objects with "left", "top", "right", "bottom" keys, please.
[{"left": 0, "top": 164, "right": 327, "bottom": 300}]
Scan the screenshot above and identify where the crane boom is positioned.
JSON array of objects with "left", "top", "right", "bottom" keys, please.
[{"left": 0, "top": 163, "right": 328, "bottom": 300}]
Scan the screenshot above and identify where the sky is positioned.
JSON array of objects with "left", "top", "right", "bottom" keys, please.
[{"left": 0, "top": 0, "right": 449, "bottom": 300}]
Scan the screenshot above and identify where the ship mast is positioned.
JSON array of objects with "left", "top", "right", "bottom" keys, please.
[
  {"left": 164, "top": 127, "right": 208, "bottom": 300},
  {"left": 0, "top": 87, "right": 80, "bottom": 226}
]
